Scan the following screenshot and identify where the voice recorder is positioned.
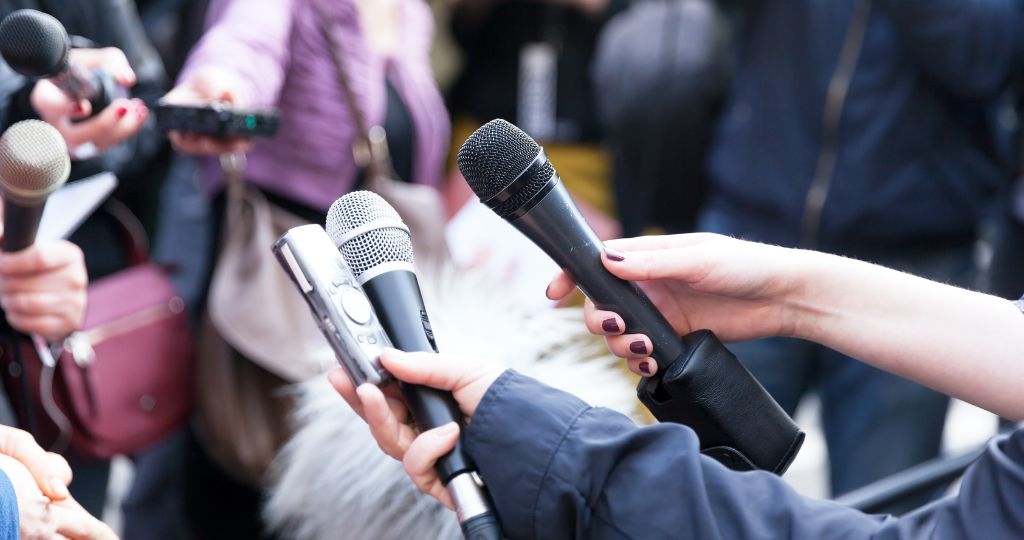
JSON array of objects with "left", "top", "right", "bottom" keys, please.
[{"left": 273, "top": 224, "right": 392, "bottom": 386}]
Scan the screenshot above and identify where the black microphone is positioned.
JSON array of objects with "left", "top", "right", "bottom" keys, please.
[
  {"left": 0, "top": 120, "right": 70, "bottom": 252},
  {"left": 326, "top": 191, "right": 502, "bottom": 540},
  {"left": 0, "top": 9, "right": 119, "bottom": 114},
  {"left": 457, "top": 119, "right": 805, "bottom": 475}
]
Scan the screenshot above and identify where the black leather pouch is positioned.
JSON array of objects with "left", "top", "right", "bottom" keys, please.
[{"left": 637, "top": 330, "right": 804, "bottom": 474}]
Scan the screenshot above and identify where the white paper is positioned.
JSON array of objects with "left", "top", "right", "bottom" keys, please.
[{"left": 37, "top": 172, "right": 118, "bottom": 242}]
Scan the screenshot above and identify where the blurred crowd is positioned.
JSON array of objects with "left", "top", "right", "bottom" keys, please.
[{"left": 0, "top": 0, "right": 1021, "bottom": 538}]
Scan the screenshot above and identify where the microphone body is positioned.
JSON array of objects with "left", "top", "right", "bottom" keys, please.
[
  {"left": 0, "top": 120, "right": 70, "bottom": 252},
  {"left": 360, "top": 269, "right": 471, "bottom": 482},
  {"left": 0, "top": 10, "right": 119, "bottom": 114},
  {"left": 506, "top": 173, "right": 685, "bottom": 367}
]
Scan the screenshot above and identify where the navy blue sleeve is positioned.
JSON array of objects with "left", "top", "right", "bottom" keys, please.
[
  {"left": 0, "top": 469, "right": 19, "bottom": 540},
  {"left": 465, "top": 370, "right": 1024, "bottom": 539},
  {"left": 874, "top": 0, "right": 1024, "bottom": 97}
]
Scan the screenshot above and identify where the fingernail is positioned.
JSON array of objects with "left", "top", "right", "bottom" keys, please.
[
  {"left": 441, "top": 422, "right": 459, "bottom": 435},
  {"left": 544, "top": 282, "right": 553, "bottom": 299},
  {"left": 601, "top": 318, "right": 620, "bottom": 333},
  {"left": 605, "top": 248, "right": 626, "bottom": 262},
  {"left": 49, "top": 478, "right": 69, "bottom": 499},
  {"left": 72, "top": 103, "right": 84, "bottom": 114},
  {"left": 638, "top": 361, "right": 652, "bottom": 375},
  {"left": 116, "top": 106, "right": 128, "bottom": 118},
  {"left": 629, "top": 340, "right": 648, "bottom": 355}
]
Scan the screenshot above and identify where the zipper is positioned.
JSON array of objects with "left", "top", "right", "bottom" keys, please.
[
  {"left": 799, "top": 0, "right": 872, "bottom": 249},
  {"left": 63, "top": 296, "right": 185, "bottom": 367}
]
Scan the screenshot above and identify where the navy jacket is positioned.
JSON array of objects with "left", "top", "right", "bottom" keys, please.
[
  {"left": 705, "top": 0, "right": 1024, "bottom": 255},
  {"left": 465, "top": 371, "right": 1024, "bottom": 539}
]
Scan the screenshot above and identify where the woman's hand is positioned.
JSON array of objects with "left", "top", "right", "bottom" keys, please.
[
  {"left": 162, "top": 66, "right": 253, "bottom": 156},
  {"left": 30, "top": 47, "right": 148, "bottom": 153},
  {"left": 0, "top": 240, "right": 88, "bottom": 341},
  {"left": 546, "top": 233, "right": 813, "bottom": 376},
  {"left": 328, "top": 349, "right": 505, "bottom": 509},
  {"left": 0, "top": 426, "right": 118, "bottom": 540}
]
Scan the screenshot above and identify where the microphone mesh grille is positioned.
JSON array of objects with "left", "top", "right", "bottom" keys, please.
[
  {"left": 325, "top": 191, "right": 414, "bottom": 278},
  {"left": 0, "top": 120, "right": 70, "bottom": 204},
  {"left": 457, "top": 119, "right": 541, "bottom": 199},
  {"left": 0, "top": 10, "right": 68, "bottom": 77}
]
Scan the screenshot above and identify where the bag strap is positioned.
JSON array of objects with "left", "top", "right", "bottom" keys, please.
[
  {"left": 102, "top": 198, "right": 151, "bottom": 266},
  {"left": 313, "top": 0, "right": 398, "bottom": 183}
]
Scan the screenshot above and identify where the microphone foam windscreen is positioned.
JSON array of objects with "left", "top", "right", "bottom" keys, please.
[
  {"left": 456, "top": 119, "right": 554, "bottom": 217},
  {"left": 326, "top": 191, "right": 414, "bottom": 278},
  {"left": 0, "top": 120, "right": 70, "bottom": 205},
  {"left": 0, "top": 10, "right": 68, "bottom": 78}
]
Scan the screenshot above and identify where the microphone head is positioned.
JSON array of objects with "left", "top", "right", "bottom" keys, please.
[
  {"left": 0, "top": 10, "right": 70, "bottom": 78},
  {"left": 0, "top": 120, "right": 70, "bottom": 205},
  {"left": 326, "top": 191, "right": 414, "bottom": 279},
  {"left": 456, "top": 119, "right": 555, "bottom": 218}
]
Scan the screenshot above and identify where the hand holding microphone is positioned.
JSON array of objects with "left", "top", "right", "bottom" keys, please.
[
  {"left": 0, "top": 120, "right": 85, "bottom": 341},
  {"left": 0, "top": 10, "right": 145, "bottom": 154}
]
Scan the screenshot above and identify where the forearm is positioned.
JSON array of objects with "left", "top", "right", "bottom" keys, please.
[{"left": 791, "top": 251, "right": 1024, "bottom": 420}]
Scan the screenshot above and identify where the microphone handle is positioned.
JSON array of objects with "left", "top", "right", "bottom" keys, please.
[
  {"left": 510, "top": 180, "right": 686, "bottom": 370},
  {"left": 2, "top": 201, "right": 42, "bottom": 252},
  {"left": 361, "top": 270, "right": 473, "bottom": 482},
  {"left": 52, "top": 65, "right": 116, "bottom": 115}
]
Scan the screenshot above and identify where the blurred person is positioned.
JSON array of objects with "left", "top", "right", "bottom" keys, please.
[
  {"left": 694, "top": 0, "right": 1024, "bottom": 503},
  {"left": 0, "top": 0, "right": 175, "bottom": 525},
  {"left": 0, "top": 424, "right": 117, "bottom": 539},
  {"left": 334, "top": 233, "right": 1024, "bottom": 538},
  {"left": 447, "top": 0, "right": 631, "bottom": 215},
  {"left": 165, "top": 0, "right": 449, "bottom": 536}
]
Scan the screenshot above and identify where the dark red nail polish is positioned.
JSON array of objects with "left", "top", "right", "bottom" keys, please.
[
  {"left": 605, "top": 248, "right": 626, "bottom": 262},
  {"left": 629, "top": 340, "right": 647, "bottom": 355},
  {"left": 116, "top": 106, "right": 128, "bottom": 118},
  {"left": 638, "top": 361, "right": 652, "bottom": 375},
  {"left": 601, "top": 318, "right": 619, "bottom": 333}
]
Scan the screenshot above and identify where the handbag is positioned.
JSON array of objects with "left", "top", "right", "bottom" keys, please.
[
  {"left": 315, "top": 0, "right": 450, "bottom": 264},
  {"left": 1, "top": 201, "right": 194, "bottom": 459}
]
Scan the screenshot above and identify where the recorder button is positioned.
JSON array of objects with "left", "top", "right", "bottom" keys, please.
[{"left": 340, "top": 289, "right": 372, "bottom": 325}]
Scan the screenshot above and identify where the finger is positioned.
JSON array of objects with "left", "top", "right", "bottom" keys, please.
[
  {"left": 0, "top": 426, "right": 72, "bottom": 500},
  {"left": 626, "top": 356, "right": 658, "bottom": 378},
  {"left": 0, "top": 241, "right": 84, "bottom": 277},
  {"left": 378, "top": 349, "right": 472, "bottom": 392},
  {"left": 327, "top": 368, "right": 364, "bottom": 419},
  {"left": 99, "top": 47, "right": 135, "bottom": 86},
  {"left": 50, "top": 502, "right": 118, "bottom": 540},
  {"left": 61, "top": 98, "right": 148, "bottom": 150},
  {"left": 605, "top": 333, "right": 653, "bottom": 359},
  {"left": 602, "top": 244, "right": 714, "bottom": 284},
  {"left": 169, "top": 131, "right": 250, "bottom": 156},
  {"left": 357, "top": 383, "right": 416, "bottom": 462},
  {"left": 603, "top": 233, "right": 721, "bottom": 252},
  {"left": 1, "top": 292, "right": 68, "bottom": 317},
  {"left": 582, "top": 304, "right": 625, "bottom": 336},
  {"left": 545, "top": 271, "right": 577, "bottom": 301},
  {"left": 4, "top": 313, "right": 76, "bottom": 341},
  {"left": 402, "top": 422, "right": 459, "bottom": 511}
]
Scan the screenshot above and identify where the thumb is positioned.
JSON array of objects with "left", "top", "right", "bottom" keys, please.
[
  {"left": 379, "top": 349, "right": 473, "bottom": 392},
  {"left": 0, "top": 427, "right": 72, "bottom": 500}
]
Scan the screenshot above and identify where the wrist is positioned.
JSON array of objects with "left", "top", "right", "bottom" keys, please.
[{"left": 780, "top": 249, "right": 835, "bottom": 341}]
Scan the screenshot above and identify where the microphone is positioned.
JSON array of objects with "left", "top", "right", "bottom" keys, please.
[
  {"left": 0, "top": 120, "right": 70, "bottom": 252},
  {"left": 457, "top": 119, "right": 805, "bottom": 475},
  {"left": 326, "top": 191, "right": 502, "bottom": 540},
  {"left": 0, "top": 9, "right": 119, "bottom": 114}
]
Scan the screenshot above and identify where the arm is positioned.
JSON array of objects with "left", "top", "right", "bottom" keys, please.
[
  {"left": 874, "top": 0, "right": 1024, "bottom": 96},
  {"left": 792, "top": 251, "right": 1024, "bottom": 420},
  {"left": 547, "top": 234, "right": 1024, "bottom": 420}
]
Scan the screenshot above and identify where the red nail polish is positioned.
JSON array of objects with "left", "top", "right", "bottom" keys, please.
[
  {"left": 605, "top": 248, "right": 626, "bottom": 262},
  {"left": 602, "top": 318, "right": 620, "bottom": 333},
  {"left": 638, "top": 361, "right": 652, "bottom": 375},
  {"left": 116, "top": 106, "right": 128, "bottom": 118},
  {"left": 629, "top": 340, "right": 647, "bottom": 355}
]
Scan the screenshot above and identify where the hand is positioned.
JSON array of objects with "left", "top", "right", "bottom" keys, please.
[
  {"left": 546, "top": 233, "right": 811, "bottom": 376},
  {"left": 30, "top": 47, "right": 148, "bottom": 153},
  {"left": 162, "top": 66, "right": 253, "bottom": 155},
  {"left": 328, "top": 349, "right": 504, "bottom": 509},
  {"left": 0, "top": 240, "right": 88, "bottom": 341},
  {"left": 0, "top": 426, "right": 117, "bottom": 539}
]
